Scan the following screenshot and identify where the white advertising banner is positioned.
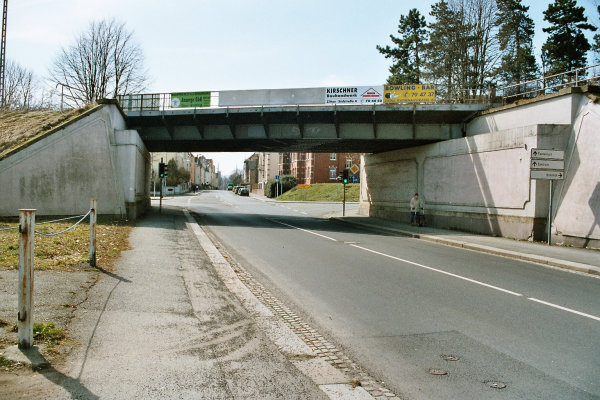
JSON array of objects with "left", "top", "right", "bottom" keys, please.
[{"left": 324, "top": 86, "right": 384, "bottom": 104}]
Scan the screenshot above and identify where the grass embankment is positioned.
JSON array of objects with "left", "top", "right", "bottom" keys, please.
[
  {"left": 0, "top": 106, "right": 93, "bottom": 158},
  {"left": 0, "top": 216, "right": 133, "bottom": 271},
  {"left": 277, "top": 183, "right": 360, "bottom": 202}
]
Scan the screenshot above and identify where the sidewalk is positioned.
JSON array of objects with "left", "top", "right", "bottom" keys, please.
[
  {"left": 332, "top": 214, "right": 600, "bottom": 276},
  {"left": 1, "top": 207, "right": 374, "bottom": 399}
]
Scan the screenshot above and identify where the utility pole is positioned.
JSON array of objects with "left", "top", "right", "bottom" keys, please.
[{"left": 0, "top": 0, "right": 8, "bottom": 108}]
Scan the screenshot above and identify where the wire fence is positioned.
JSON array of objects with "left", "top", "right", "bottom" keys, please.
[{"left": 12, "top": 200, "right": 98, "bottom": 349}]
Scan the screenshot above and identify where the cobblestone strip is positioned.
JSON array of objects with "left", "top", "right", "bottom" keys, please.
[{"left": 199, "top": 223, "right": 401, "bottom": 400}]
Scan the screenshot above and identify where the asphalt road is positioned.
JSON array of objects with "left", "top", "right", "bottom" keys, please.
[{"left": 175, "top": 191, "right": 600, "bottom": 400}]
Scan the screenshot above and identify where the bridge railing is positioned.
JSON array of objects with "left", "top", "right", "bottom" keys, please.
[{"left": 499, "top": 64, "right": 600, "bottom": 104}]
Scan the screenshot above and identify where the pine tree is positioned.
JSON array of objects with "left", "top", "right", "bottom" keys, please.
[
  {"left": 377, "top": 8, "right": 427, "bottom": 84},
  {"left": 495, "top": 0, "right": 538, "bottom": 86},
  {"left": 425, "top": 1, "right": 474, "bottom": 99},
  {"left": 542, "top": 0, "right": 597, "bottom": 76},
  {"left": 592, "top": 5, "right": 600, "bottom": 63}
]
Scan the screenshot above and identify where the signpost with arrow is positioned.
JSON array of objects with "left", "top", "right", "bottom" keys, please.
[{"left": 530, "top": 148, "right": 565, "bottom": 246}]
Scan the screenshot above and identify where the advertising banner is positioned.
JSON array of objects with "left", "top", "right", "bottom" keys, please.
[
  {"left": 170, "top": 91, "right": 211, "bottom": 108},
  {"left": 384, "top": 84, "right": 436, "bottom": 104},
  {"left": 325, "top": 86, "right": 384, "bottom": 104}
]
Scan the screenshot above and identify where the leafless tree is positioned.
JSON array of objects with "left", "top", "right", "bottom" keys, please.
[
  {"left": 450, "top": 0, "right": 500, "bottom": 94},
  {"left": 49, "top": 19, "right": 148, "bottom": 107},
  {"left": 1, "top": 59, "right": 38, "bottom": 109}
]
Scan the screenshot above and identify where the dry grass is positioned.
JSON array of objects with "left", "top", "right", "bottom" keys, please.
[
  {"left": 0, "top": 106, "right": 94, "bottom": 157},
  {"left": 0, "top": 216, "right": 133, "bottom": 271}
]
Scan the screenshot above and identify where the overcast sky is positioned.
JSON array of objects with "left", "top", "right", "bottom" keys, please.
[{"left": 6, "top": 0, "right": 599, "bottom": 175}]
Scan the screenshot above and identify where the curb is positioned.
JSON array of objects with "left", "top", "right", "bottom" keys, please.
[
  {"left": 184, "top": 210, "right": 381, "bottom": 400},
  {"left": 331, "top": 218, "right": 600, "bottom": 277}
]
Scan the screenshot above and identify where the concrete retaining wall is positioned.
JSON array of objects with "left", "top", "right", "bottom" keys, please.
[
  {"left": 360, "top": 90, "right": 600, "bottom": 247},
  {"left": 0, "top": 104, "right": 150, "bottom": 219}
]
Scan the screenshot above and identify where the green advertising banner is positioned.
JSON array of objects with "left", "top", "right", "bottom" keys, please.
[{"left": 170, "top": 91, "right": 211, "bottom": 108}]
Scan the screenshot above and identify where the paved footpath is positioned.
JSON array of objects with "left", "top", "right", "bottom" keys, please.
[{"left": 3, "top": 208, "right": 373, "bottom": 399}]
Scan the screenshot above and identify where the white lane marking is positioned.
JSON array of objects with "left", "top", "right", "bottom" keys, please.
[
  {"left": 528, "top": 298, "right": 600, "bottom": 322},
  {"left": 300, "top": 212, "right": 308, "bottom": 215},
  {"left": 267, "top": 219, "right": 338, "bottom": 242},
  {"left": 350, "top": 244, "right": 523, "bottom": 297}
]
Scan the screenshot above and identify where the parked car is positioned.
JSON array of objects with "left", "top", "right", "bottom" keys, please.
[
  {"left": 239, "top": 187, "right": 249, "bottom": 196},
  {"left": 227, "top": 183, "right": 234, "bottom": 191}
]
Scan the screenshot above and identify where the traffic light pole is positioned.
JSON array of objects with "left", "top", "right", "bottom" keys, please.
[
  {"left": 343, "top": 182, "right": 346, "bottom": 217},
  {"left": 159, "top": 158, "right": 163, "bottom": 214}
]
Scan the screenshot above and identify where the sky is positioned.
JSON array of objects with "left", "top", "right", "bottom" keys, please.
[{"left": 6, "top": 0, "right": 599, "bottom": 175}]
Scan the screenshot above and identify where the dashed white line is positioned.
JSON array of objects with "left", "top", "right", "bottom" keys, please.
[
  {"left": 350, "top": 244, "right": 524, "bottom": 297},
  {"left": 528, "top": 297, "right": 600, "bottom": 322},
  {"left": 261, "top": 218, "right": 600, "bottom": 322},
  {"left": 267, "top": 219, "right": 337, "bottom": 242}
]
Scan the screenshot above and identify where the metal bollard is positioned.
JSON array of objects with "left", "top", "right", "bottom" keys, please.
[
  {"left": 89, "top": 199, "right": 97, "bottom": 267},
  {"left": 18, "top": 209, "right": 35, "bottom": 349}
]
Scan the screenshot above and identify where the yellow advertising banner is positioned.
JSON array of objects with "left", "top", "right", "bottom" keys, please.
[{"left": 384, "top": 84, "right": 436, "bottom": 104}]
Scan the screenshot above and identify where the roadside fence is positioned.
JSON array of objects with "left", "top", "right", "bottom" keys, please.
[{"left": 0, "top": 199, "right": 98, "bottom": 349}]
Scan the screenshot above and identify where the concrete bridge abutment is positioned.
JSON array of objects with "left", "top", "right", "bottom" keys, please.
[{"left": 360, "top": 88, "right": 600, "bottom": 248}]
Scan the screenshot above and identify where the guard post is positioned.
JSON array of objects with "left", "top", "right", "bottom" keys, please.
[
  {"left": 89, "top": 199, "right": 97, "bottom": 267},
  {"left": 18, "top": 209, "right": 35, "bottom": 349}
]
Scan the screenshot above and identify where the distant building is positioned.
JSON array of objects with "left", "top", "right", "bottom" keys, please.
[
  {"left": 278, "top": 152, "right": 291, "bottom": 176},
  {"left": 257, "top": 152, "right": 279, "bottom": 196},
  {"left": 287, "top": 152, "right": 361, "bottom": 184},
  {"left": 244, "top": 153, "right": 260, "bottom": 189}
]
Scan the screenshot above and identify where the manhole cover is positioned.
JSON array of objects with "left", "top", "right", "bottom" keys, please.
[
  {"left": 429, "top": 368, "right": 448, "bottom": 375},
  {"left": 441, "top": 354, "right": 460, "bottom": 361},
  {"left": 486, "top": 381, "right": 507, "bottom": 389}
]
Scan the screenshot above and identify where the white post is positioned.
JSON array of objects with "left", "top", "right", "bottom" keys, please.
[
  {"left": 548, "top": 181, "right": 553, "bottom": 246},
  {"left": 18, "top": 209, "right": 35, "bottom": 349},
  {"left": 89, "top": 199, "right": 97, "bottom": 267}
]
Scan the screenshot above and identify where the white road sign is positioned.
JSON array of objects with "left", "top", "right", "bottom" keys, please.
[
  {"left": 531, "top": 170, "right": 565, "bottom": 180},
  {"left": 325, "top": 86, "right": 383, "bottom": 104},
  {"left": 530, "top": 159, "right": 565, "bottom": 170},
  {"left": 531, "top": 148, "right": 564, "bottom": 160}
]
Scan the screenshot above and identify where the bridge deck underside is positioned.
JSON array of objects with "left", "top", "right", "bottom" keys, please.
[{"left": 124, "top": 104, "right": 485, "bottom": 153}]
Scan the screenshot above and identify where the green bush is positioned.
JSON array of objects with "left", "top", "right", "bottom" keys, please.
[{"left": 266, "top": 175, "right": 297, "bottom": 198}]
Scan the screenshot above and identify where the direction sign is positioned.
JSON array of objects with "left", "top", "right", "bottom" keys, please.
[
  {"left": 297, "top": 184, "right": 310, "bottom": 189},
  {"left": 530, "top": 159, "right": 565, "bottom": 170},
  {"left": 531, "top": 148, "right": 564, "bottom": 160},
  {"left": 530, "top": 170, "right": 564, "bottom": 180}
]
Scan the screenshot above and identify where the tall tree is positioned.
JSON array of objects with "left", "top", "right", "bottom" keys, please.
[
  {"left": 425, "top": 0, "right": 499, "bottom": 100},
  {"left": 1, "top": 60, "right": 36, "bottom": 110},
  {"left": 454, "top": 0, "right": 500, "bottom": 91},
  {"left": 377, "top": 8, "right": 427, "bottom": 84},
  {"left": 592, "top": 5, "right": 600, "bottom": 63},
  {"left": 49, "top": 19, "right": 148, "bottom": 107},
  {"left": 495, "top": 0, "right": 538, "bottom": 85},
  {"left": 542, "top": 0, "right": 596, "bottom": 76}
]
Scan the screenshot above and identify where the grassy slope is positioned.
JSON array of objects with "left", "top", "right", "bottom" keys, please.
[
  {"left": 277, "top": 183, "right": 359, "bottom": 202},
  {"left": 0, "top": 106, "right": 93, "bottom": 158}
]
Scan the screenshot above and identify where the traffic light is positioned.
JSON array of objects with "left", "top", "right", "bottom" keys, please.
[
  {"left": 164, "top": 164, "right": 168, "bottom": 177},
  {"left": 158, "top": 162, "right": 165, "bottom": 178},
  {"left": 342, "top": 169, "right": 349, "bottom": 184}
]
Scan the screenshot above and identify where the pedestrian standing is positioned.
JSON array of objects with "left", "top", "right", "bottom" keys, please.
[{"left": 410, "top": 192, "right": 423, "bottom": 226}]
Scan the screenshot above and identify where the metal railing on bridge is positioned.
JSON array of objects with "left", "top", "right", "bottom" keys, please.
[
  {"left": 499, "top": 64, "right": 600, "bottom": 104},
  {"left": 117, "top": 85, "right": 499, "bottom": 112}
]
